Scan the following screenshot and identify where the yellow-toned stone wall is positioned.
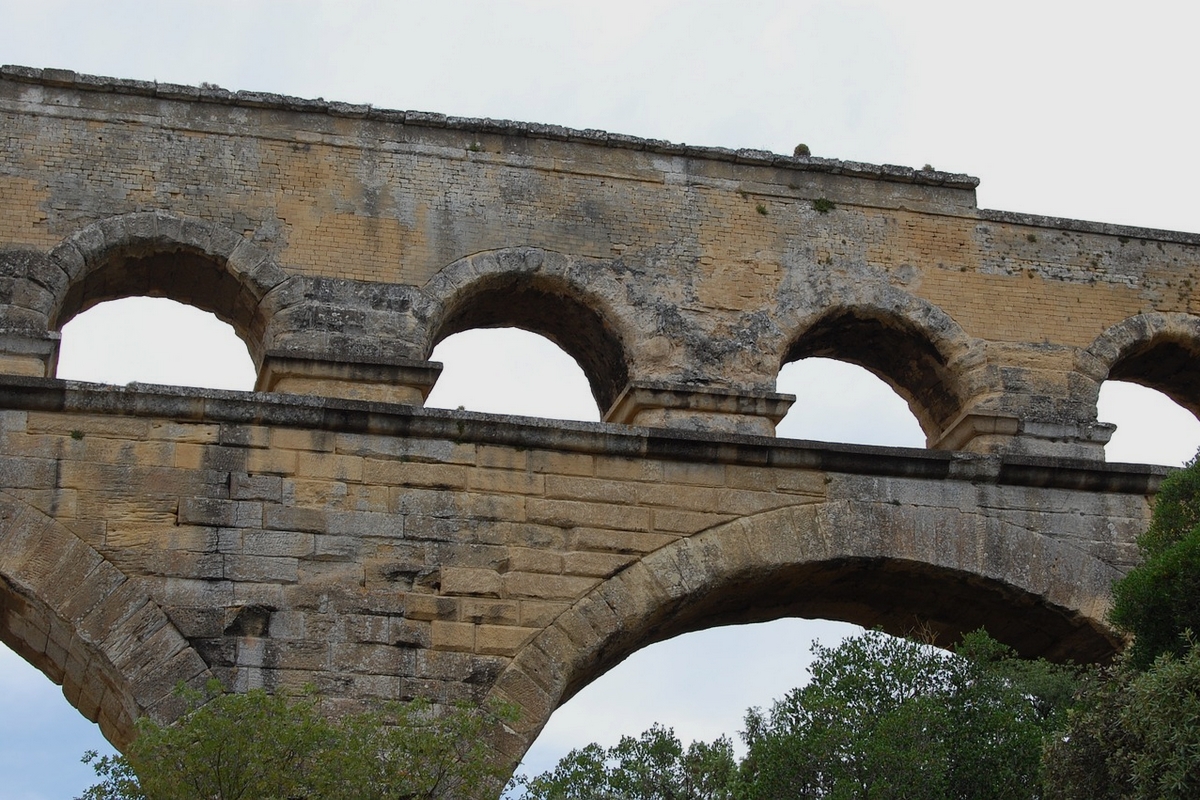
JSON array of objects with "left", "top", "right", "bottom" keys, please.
[
  {"left": 4, "top": 68, "right": 1198, "bottom": 458},
  {"left": 0, "top": 381, "right": 1157, "bottom": 763}
]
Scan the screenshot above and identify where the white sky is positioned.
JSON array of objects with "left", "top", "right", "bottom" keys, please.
[{"left": 3, "top": 1, "right": 1200, "bottom": 796}]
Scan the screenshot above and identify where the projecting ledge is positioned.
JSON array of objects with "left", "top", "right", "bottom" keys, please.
[
  {"left": 933, "top": 410, "right": 1116, "bottom": 461},
  {"left": 603, "top": 381, "right": 795, "bottom": 436},
  {"left": 256, "top": 350, "right": 442, "bottom": 406}
]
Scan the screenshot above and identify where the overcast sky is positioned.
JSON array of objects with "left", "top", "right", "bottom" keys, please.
[{"left": 3, "top": 2, "right": 1200, "bottom": 797}]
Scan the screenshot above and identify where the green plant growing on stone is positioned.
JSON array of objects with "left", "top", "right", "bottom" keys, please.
[
  {"left": 793, "top": 143, "right": 811, "bottom": 157},
  {"left": 78, "top": 681, "right": 516, "bottom": 800},
  {"left": 812, "top": 197, "right": 835, "bottom": 214},
  {"left": 755, "top": 203, "right": 767, "bottom": 216}
]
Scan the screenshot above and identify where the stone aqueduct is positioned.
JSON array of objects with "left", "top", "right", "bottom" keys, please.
[{"left": 0, "top": 66, "right": 1195, "bottom": 770}]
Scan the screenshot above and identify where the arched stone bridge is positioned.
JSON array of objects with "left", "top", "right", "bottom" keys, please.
[{"left": 0, "top": 66, "right": 1191, "bottom": 772}]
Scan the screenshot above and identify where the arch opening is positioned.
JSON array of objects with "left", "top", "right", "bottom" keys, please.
[
  {"left": 563, "top": 556, "right": 1115, "bottom": 710},
  {"left": 431, "top": 273, "right": 630, "bottom": 414},
  {"left": 516, "top": 550, "right": 1117, "bottom": 781},
  {"left": 775, "top": 357, "right": 926, "bottom": 447},
  {"left": 52, "top": 248, "right": 268, "bottom": 365},
  {"left": 782, "top": 309, "right": 964, "bottom": 442},
  {"left": 491, "top": 499, "right": 1123, "bottom": 767},
  {"left": 0, "top": 639, "right": 118, "bottom": 797},
  {"left": 424, "top": 327, "right": 600, "bottom": 421},
  {"left": 1106, "top": 334, "right": 1200, "bottom": 420},
  {"left": 56, "top": 297, "right": 257, "bottom": 391},
  {"left": 518, "top": 617, "right": 863, "bottom": 779},
  {"left": 1099, "top": 380, "right": 1200, "bottom": 466}
]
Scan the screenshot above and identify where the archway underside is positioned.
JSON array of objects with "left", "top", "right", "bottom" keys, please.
[
  {"left": 561, "top": 556, "right": 1120, "bottom": 705},
  {"left": 53, "top": 250, "right": 267, "bottom": 360},
  {"left": 783, "top": 310, "right": 963, "bottom": 440},
  {"left": 1109, "top": 337, "right": 1200, "bottom": 419},
  {"left": 434, "top": 273, "right": 629, "bottom": 413}
]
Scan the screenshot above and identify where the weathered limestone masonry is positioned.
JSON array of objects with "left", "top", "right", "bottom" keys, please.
[{"left": 0, "top": 66, "right": 1193, "bottom": 778}]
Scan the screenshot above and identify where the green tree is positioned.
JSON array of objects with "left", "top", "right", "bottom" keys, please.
[
  {"left": 737, "top": 629, "right": 1079, "bottom": 800},
  {"left": 519, "top": 724, "right": 737, "bottom": 800},
  {"left": 1109, "top": 454, "right": 1200, "bottom": 669},
  {"left": 1042, "top": 643, "right": 1200, "bottom": 800},
  {"left": 79, "top": 681, "right": 515, "bottom": 800}
]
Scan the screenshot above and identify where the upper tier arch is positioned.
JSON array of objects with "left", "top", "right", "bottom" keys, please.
[
  {"left": 43, "top": 213, "right": 287, "bottom": 365},
  {"left": 423, "top": 248, "right": 634, "bottom": 414},
  {"left": 778, "top": 288, "right": 977, "bottom": 444},
  {"left": 1082, "top": 312, "right": 1200, "bottom": 419}
]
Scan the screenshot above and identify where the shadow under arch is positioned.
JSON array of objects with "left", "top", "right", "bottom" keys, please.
[
  {"left": 1082, "top": 312, "right": 1200, "bottom": 418},
  {"left": 486, "top": 499, "right": 1122, "bottom": 761},
  {"left": 781, "top": 299, "right": 974, "bottom": 445},
  {"left": 44, "top": 212, "right": 288, "bottom": 365},
  {"left": 0, "top": 491, "right": 213, "bottom": 750},
  {"left": 423, "top": 248, "right": 632, "bottom": 414}
]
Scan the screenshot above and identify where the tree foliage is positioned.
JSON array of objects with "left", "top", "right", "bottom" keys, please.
[
  {"left": 1109, "top": 452, "right": 1200, "bottom": 668},
  {"left": 78, "top": 681, "right": 514, "bottom": 800},
  {"left": 519, "top": 630, "right": 1079, "bottom": 800},
  {"left": 518, "top": 724, "right": 737, "bottom": 800},
  {"left": 1043, "top": 642, "right": 1200, "bottom": 800},
  {"left": 736, "top": 629, "right": 1079, "bottom": 800}
]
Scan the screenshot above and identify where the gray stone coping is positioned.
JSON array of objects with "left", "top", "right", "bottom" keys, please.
[
  {"left": 0, "top": 64, "right": 978, "bottom": 190},
  {"left": 0, "top": 376, "right": 1167, "bottom": 494},
  {"left": 979, "top": 208, "right": 1200, "bottom": 246}
]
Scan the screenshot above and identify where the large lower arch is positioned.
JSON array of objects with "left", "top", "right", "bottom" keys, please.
[
  {"left": 0, "top": 491, "right": 213, "bottom": 749},
  {"left": 43, "top": 212, "right": 288, "bottom": 365},
  {"left": 486, "top": 499, "right": 1123, "bottom": 762},
  {"left": 422, "top": 248, "right": 634, "bottom": 414},
  {"left": 1081, "top": 312, "right": 1200, "bottom": 418}
]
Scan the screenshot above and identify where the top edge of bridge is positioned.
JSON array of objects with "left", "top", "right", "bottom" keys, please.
[{"left": 0, "top": 64, "right": 980, "bottom": 190}]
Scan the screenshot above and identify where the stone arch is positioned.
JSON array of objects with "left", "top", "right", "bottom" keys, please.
[
  {"left": 780, "top": 292, "right": 977, "bottom": 443},
  {"left": 0, "top": 491, "right": 213, "bottom": 749},
  {"left": 43, "top": 212, "right": 289, "bottom": 365},
  {"left": 1080, "top": 312, "right": 1200, "bottom": 418},
  {"left": 486, "top": 499, "right": 1122, "bottom": 761},
  {"left": 423, "top": 248, "right": 633, "bottom": 413}
]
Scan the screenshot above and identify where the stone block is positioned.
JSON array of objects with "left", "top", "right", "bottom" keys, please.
[
  {"left": 402, "top": 593, "right": 459, "bottom": 621},
  {"left": 475, "top": 625, "right": 537, "bottom": 656},
  {"left": 223, "top": 554, "right": 299, "bottom": 583},
  {"left": 467, "top": 467, "right": 544, "bottom": 495},
  {"left": 562, "top": 551, "right": 635, "bottom": 577},
  {"left": 230, "top": 473, "right": 283, "bottom": 502},
  {"left": 367, "top": 459, "right": 468, "bottom": 489},
  {"left": 460, "top": 599, "right": 521, "bottom": 626},
  {"left": 527, "top": 498, "right": 650, "bottom": 531},
  {"left": 440, "top": 567, "right": 502, "bottom": 598},
  {"left": 263, "top": 505, "right": 327, "bottom": 533},
  {"left": 431, "top": 620, "right": 475, "bottom": 653},
  {"left": 519, "top": 600, "right": 571, "bottom": 628},
  {"left": 503, "top": 572, "right": 598, "bottom": 601},
  {"left": 241, "top": 530, "right": 315, "bottom": 558}
]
